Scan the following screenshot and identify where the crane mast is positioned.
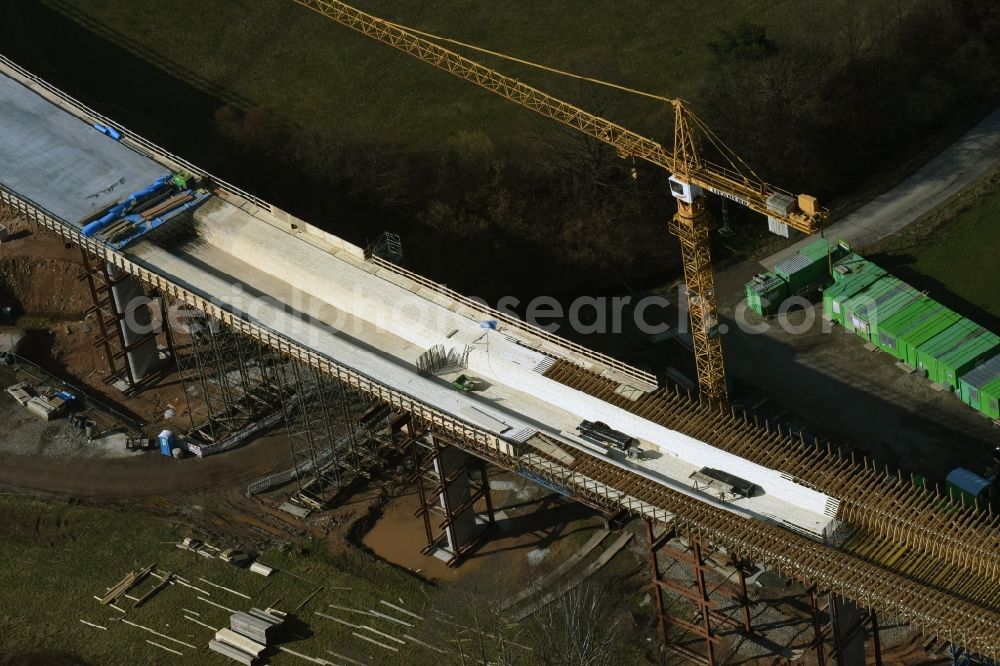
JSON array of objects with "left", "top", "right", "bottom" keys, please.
[{"left": 293, "top": 0, "right": 828, "bottom": 402}]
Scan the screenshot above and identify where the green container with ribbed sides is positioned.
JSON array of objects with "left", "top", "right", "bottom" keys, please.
[
  {"left": 745, "top": 271, "right": 788, "bottom": 317},
  {"left": 959, "top": 354, "right": 1000, "bottom": 419},
  {"left": 897, "top": 308, "right": 960, "bottom": 372},
  {"left": 848, "top": 279, "right": 923, "bottom": 344},
  {"left": 822, "top": 255, "right": 886, "bottom": 326},
  {"left": 841, "top": 278, "right": 897, "bottom": 340},
  {"left": 916, "top": 318, "right": 1000, "bottom": 390},
  {"left": 829, "top": 253, "right": 875, "bottom": 284},
  {"left": 873, "top": 298, "right": 934, "bottom": 360},
  {"left": 774, "top": 238, "right": 845, "bottom": 294}
]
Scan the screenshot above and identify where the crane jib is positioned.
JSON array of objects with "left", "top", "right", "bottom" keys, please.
[{"left": 705, "top": 186, "right": 750, "bottom": 209}]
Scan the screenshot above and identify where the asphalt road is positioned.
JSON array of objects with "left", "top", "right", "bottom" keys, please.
[{"left": 760, "top": 105, "right": 1000, "bottom": 271}]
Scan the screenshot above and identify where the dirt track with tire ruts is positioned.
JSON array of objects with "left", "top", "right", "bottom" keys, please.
[{"left": 0, "top": 429, "right": 292, "bottom": 498}]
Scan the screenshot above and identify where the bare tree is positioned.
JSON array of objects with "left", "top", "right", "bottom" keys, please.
[
  {"left": 528, "top": 579, "right": 627, "bottom": 666},
  {"left": 429, "top": 569, "right": 530, "bottom": 666}
]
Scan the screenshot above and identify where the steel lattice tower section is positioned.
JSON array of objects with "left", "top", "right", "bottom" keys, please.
[{"left": 668, "top": 202, "right": 725, "bottom": 404}]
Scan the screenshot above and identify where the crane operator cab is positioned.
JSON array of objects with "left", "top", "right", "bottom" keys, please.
[{"left": 668, "top": 176, "right": 704, "bottom": 205}]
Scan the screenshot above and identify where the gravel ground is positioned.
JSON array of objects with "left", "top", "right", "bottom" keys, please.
[{"left": 0, "top": 366, "right": 137, "bottom": 460}]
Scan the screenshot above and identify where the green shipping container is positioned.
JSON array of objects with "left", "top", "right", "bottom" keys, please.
[
  {"left": 873, "top": 298, "right": 933, "bottom": 359},
  {"left": 897, "top": 309, "right": 961, "bottom": 372},
  {"left": 842, "top": 278, "right": 898, "bottom": 339},
  {"left": 958, "top": 354, "right": 1000, "bottom": 419},
  {"left": 745, "top": 272, "right": 788, "bottom": 316},
  {"left": 774, "top": 238, "right": 845, "bottom": 294},
  {"left": 915, "top": 319, "right": 1000, "bottom": 390},
  {"left": 822, "top": 259, "right": 886, "bottom": 326},
  {"left": 829, "top": 254, "right": 875, "bottom": 284},
  {"left": 879, "top": 299, "right": 952, "bottom": 366},
  {"left": 850, "top": 280, "right": 923, "bottom": 344}
]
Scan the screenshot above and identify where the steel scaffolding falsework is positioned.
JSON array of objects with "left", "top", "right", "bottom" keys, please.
[
  {"left": 165, "top": 297, "right": 284, "bottom": 443},
  {"left": 165, "top": 298, "right": 385, "bottom": 502},
  {"left": 276, "top": 357, "right": 382, "bottom": 507}
]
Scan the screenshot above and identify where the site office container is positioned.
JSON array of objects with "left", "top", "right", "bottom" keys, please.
[
  {"left": 864, "top": 284, "right": 923, "bottom": 345},
  {"left": 915, "top": 322, "right": 970, "bottom": 385},
  {"left": 829, "top": 254, "right": 874, "bottom": 285},
  {"left": 834, "top": 271, "right": 895, "bottom": 337},
  {"left": 897, "top": 309, "right": 961, "bottom": 375},
  {"left": 842, "top": 278, "right": 900, "bottom": 340},
  {"left": 916, "top": 319, "right": 1000, "bottom": 391},
  {"left": 823, "top": 264, "right": 887, "bottom": 327},
  {"left": 873, "top": 299, "right": 934, "bottom": 359},
  {"left": 880, "top": 300, "right": 952, "bottom": 367},
  {"left": 958, "top": 354, "right": 1000, "bottom": 419},
  {"left": 775, "top": 238, "right": 843, "bottom": 294}
]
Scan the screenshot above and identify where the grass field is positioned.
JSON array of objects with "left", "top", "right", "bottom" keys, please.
[
  {"left": 0, "top": 495, "right": 434, "bottom": 665},
  {"left": 43, "top": 0, "right": 873, "bottom": 154},
  {"left": 868, "top": 168, "right": 1000, "bottom": 325},
  {"left": 0, "top": 494, "right": 651, "bottom": 665}
]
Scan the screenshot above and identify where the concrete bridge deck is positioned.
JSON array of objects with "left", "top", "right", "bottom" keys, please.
[
  {"left": 0, "top": 48, "right": 836, "bottom": 537},
  {"left": 1, "top": 54, "right": 999, "bottom": 655}
]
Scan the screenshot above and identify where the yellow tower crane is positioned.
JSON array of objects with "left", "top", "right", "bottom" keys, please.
[{"left": 292, "top": 0, "right": 829, "bottom": 403}]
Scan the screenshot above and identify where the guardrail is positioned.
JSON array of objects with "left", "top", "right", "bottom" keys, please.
[{"left": 0, "top": 181, "right": 514, "bottom": 456}]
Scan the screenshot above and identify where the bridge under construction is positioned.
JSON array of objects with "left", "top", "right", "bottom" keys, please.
[{"left": 1, "top": 52, "right": 999, "bottom": 663}]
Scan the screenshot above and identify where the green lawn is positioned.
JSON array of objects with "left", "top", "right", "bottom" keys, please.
[
  {"left": 0, "top": 495, "right": 431, "bottom": 665},
  {"left": 48, "top": 0, "right": 874, "bottom": 154},
  {"left": 869, "top": 170, "right": 1000, "bottom": 322},
  {"left": 0, "top": 494, "right": 651, "bottom": 665},
  {"left": 901, "top": 187, "right": 1000, "bottom": 316}
]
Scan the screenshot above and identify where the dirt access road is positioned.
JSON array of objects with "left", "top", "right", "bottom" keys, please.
[{"left": 0, "top": 428, "right": 291, "bottom": 498}]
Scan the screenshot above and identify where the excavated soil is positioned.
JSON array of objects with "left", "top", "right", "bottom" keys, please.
[{"left": 0, "top": 213, "right": 190, "bottom": 424}]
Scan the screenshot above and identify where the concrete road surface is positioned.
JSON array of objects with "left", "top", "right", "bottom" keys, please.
[{"left": 761, "top": 105, "right": 1000, "bottom": 270}]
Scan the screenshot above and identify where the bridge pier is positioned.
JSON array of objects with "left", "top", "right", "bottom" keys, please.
[
  {"left": 79, "top": 249, "right": 160, "bottom": 392},
  {"left": 411, "top": 431, "right": 496, "bottom": 567}
]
